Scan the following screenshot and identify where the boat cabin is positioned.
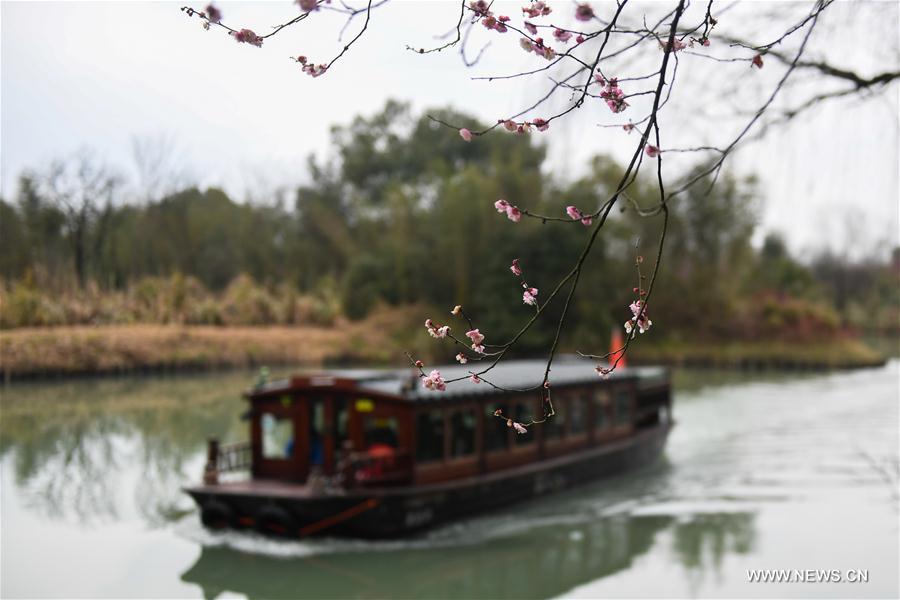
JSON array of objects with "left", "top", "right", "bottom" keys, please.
[{"left": 204, "top": 359, "right": 671, "bottom": 489}]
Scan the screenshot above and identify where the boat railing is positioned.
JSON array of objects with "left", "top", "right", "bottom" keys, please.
[
  {"left": 344, "top": 449, "right": 412, "bottom": 487},
  {"left": 218, "top": 441, "right": 252, "bottom": 473},
  {"left": 204, "top": 438, "right": 251, "bottom": 484}
]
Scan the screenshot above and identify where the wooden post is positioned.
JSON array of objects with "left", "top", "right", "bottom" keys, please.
[{"left": 204, "top": 438, "right": 219, "bottom": 485}]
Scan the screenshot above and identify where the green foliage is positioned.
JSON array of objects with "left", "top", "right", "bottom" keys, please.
[{"left": 1, "top": 101, "right": 894, "bottom": 345}]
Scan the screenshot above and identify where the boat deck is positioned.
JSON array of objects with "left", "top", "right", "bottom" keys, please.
[{"left": 185, "top": 478, "right": 326, "bottom": 499}]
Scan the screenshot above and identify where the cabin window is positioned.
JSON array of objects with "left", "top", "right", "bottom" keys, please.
[
  {"left": 615, "top": 391, "right": 632, "bottom": 426},
  {"left": 449, "top": 409, "right": 477, "bottom": 458},
  {"left": 514, "top": 401, "right": 535, "bottom": 446},
  {"left": 484, "top": 402, "right": 510, "bottom": 452},
  {"left": 309, "top": 398, "right": 325, "bottom": 466},
  {"left": 416, "top": 410, "right": 445, "bottom": 463},
  {"left": 543, "top": 395, "right": 567, "bottom": 440},
  {"left": 261, "top": 413, "right": 294, "bottom": 459},
  {"left": 593, "top": 390, "right": 611, "bottom": 430},
  {"left": 333, "top": 396, "right": 349, "bottom": 448},
  {"left": 364, "top": 416, "right": 399, "bottom": 449},
  {"left": 570, "top": 393, "right": 588, "bottom": 435}
]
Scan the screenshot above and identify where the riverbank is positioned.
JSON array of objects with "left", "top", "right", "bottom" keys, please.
[
  {"left": 0, "top": 317, "right": 889, "bottom": 381},
  {"left": 0, "top": 308, "right": 422, "bottom": 381}
]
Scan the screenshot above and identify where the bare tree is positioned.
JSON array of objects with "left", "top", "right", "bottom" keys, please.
[
  {"left": 130, "top": 133, "right": 193, "bottom": 203},
  {"left": 40, "top": 152, "right": 120, "bottom": 288}
]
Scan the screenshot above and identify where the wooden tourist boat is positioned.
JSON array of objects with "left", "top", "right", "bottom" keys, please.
[{"left": 184, "top": 358, "right": 672, "bottom": 538}]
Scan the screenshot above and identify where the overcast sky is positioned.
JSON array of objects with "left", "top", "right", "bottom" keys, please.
[{"left": 2, "top": 1, "right": 898, "bottom": 260}]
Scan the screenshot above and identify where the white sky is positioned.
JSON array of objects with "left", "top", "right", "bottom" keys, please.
[{"left": 1, "top": 1, "right": 898, "bottom": 260}]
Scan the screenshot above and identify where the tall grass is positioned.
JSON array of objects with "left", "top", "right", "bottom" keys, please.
[{"left": 0, "top": 274, "right": 341, "bottom": 329}]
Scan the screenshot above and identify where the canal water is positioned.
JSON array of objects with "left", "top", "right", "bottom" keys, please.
[{"left": 1, "top": 362, "right": 897, "bottom": 598}]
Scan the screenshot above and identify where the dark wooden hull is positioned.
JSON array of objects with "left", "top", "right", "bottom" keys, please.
[{"left": 185, "top": 423, "right": 671, "bottom": 538}]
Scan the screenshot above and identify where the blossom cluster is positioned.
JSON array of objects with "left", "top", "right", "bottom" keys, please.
[
  {"left": 522, "top": 285, "right": 538, "bottom": 306},
  {"left": 469, "top": 1, "right": 510, "bottom": 33},
  {"left": 424, "top": 318, "right": 450, "bottom": 338},
  {"left": 510, "top": 258, "right": 538, "bottom": 306},
  {"left": 499, "top": 118, "right": 548, "bottom": 134},
  {"left": 659, "top": 38, "right": 688, "bottom": 52},
  {"left": 566, "top": 205, "right": 593, "bottom": 226},
  {"left": 232, "top": 28, "right": 263, "bottom": 47},
  {"left": 553, "top": 28, "right": 573, "bottom": 43},
  {"left": 625, "top": 299, "right": 652, "bottom": 335},
  {"left": 521, "top": 1, "right": 551, "bottom": 18},
  {"left": 597, "top": 76, "right": 628, "bottom": 113},
  {"left": 422, "top": 369, "right": 446, "bottom": 391},
  {"left": 204, "top": 3, "right": 221, "bottom": 24},
  {"left": 295, "top": 56, "right": 328, "bottom": 77},
  {"left": 494, "top": 199, "right": 522, "bottom": 222},
  {"left": 494, "top": 409, "right": 528, "bottom": 433},
  {"left": 575, "top": 3, "right": 594, "bottom": 21},
  {"left": 519, "top": 37, "right": 557, "bottom": 60},
  {"left": 466, "top": 328, "right": 485, "bottom": 353}
]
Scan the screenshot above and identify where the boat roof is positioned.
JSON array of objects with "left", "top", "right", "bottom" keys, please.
[{"left": 248, "top": 357, "right": 668, "bottom": 403}]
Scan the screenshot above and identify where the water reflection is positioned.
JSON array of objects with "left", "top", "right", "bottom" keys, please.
[
  {"left": 180, "top": 511, "right": 756, "bottom": 600},
  {"left": 0, "top": 373, "right": 249, "bottom": 524}
]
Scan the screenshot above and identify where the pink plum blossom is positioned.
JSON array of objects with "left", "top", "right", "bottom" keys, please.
[
  {"left": 624, "top": 299, "right": 652, "bottom": 335},
  {"left": 470, "top": 373, "right": 482, "bottom": 384},
  {"left": 456, "top": 352, "right": 468, "bottom": 364},
  {"left": 459, "top": 128, "right": 473, "bottom": 142},
  {"left": 752, "top": 54, "right": 764, "bottom": 69},
  {"left": 522, "top": 1, "right": 551, "bottom": 18},
  {"left": 520, "top": 37, "right": 556, "bottom": 60},
  {"left": 507, "top": 419, "right": 528, "bottom": 433},
  {"left": 494, "top": 199, "right": 510, "bottom": 212},
  {"left": 425, "top": 319, "right": 450, "bottom": 338},
  {"left": 645, "top": 145, "right": 659, "bottom": 158},
  {"left": 482, "top": 15, "right": 508, "bottom": 32},
  {"left": 510, "top": 258, "right": 522, "bottom": 276},
  {"left": 302, "top": 63, "right": 328, "bottom": 77},
  {"left": 506, "top": 205, "right": 522, "bottom": 222},
  {"left": 469, "top": 0, "right": 490, "bottom": 15},
  {"left": 532, "top": 118, "right": 549, "bottom": 132},
  {"left": 466, "top": 329, "right": 486, "bottom": 353},
  {"left": 296, "top": 0, "right": 318, "bottom": 11},
  {"left": 659, "top": 38, "right": 687, "bottom": 52},
  {"left": 553, "top": 28, "right": 572, "bottom": 43},
  {"left": 232, "top": 28, "right": 263, "bottom": 47},
  {"left": 575, "top": 3, "right": 594, "bottom": 21},
  {"left": 523, "top": 286, "right": 538, "bottom": 306},
  {"left": 422, "top": 370, "right": 446, "bottom": 392},
  {"left": 205, "top": 3, "right": 222, "bottom": 23},
  {"left": 415, "top": 360, "right": 424, "bottom": 368},
  {"left": 576, "top": 34, "right": 585, "bottom": 43},
  {"left": 566, "top": 205, "right": 582, "bottom": 220},
  {"left": 524, "top": 21, "right": 538, "bottom": 34},
  {"left": 600, "top": 78, "right": 628, "bottom": 113},
  {"left": 580, "top": 215, "right": 593, "bottom": 226}
]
